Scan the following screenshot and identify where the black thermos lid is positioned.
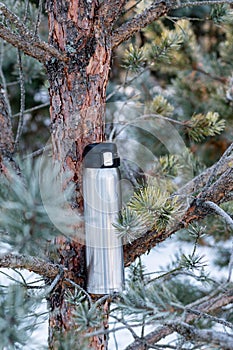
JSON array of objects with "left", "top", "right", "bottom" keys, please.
[{"left": 83, "top": 143, "right": 120, "bottom": 168}]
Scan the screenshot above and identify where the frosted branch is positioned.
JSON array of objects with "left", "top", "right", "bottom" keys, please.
[
  {"left": 125, "top": 286, "right": 233, "bottom": 349},
  {"left": 168, "top": 321, "right": 233, "bottom": 349},
  {"left": 112, "top": 1, "right": 168, "bottom": 48},
  {"left": 0, "top": 253, "right": 61, "bottom": 279},
  {"left": 203, "top": 201, "right": 233, "bottom": 230}
]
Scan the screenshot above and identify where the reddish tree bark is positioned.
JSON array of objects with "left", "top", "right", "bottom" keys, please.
[{"left": 45, "top": 1, "right": 111, "bottom": 348}]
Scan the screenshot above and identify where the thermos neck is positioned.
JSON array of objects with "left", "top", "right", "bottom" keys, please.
[{"left": 83, "top": 142, "right": 120, "bottom": 168}]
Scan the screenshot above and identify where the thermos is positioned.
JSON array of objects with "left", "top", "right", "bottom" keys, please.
[{"left": 83, "top": 143, "right": 124, "bottom": 294}]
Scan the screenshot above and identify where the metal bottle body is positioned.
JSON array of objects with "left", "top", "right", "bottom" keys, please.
[{"left": 83, "top": 145, "right": 124, "bottom": 294}]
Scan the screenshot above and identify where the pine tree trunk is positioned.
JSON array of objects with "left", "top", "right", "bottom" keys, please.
[{"left": 45, "top": 1, "right": 111, "bottom": 348}]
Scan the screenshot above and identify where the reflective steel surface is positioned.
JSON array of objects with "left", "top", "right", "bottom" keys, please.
[{"left": 83, "top": 167, "right": 124, "bottom": 294}]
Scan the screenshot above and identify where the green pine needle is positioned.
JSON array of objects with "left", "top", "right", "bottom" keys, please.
[
  {"left": 150, "top": 95, "right": 175, "bottom": 116},
  {"left": 123, "top": 44, "right": 145, "bottom": 73},
  {"left": 187, "top": 111, "right": 225, "bottom": 142},
  {"left": 73, "top": 301, "right": 103, "bottom": 331},
  {"left": 115, "top": 179, "right": 180, "bottom": 241}
]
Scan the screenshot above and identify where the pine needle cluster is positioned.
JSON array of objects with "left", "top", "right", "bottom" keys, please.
[
  {"left": 187, "top": 111, "right": 226, "bottom": 142},
  {"left": 115, "top": 179, "right": 180, "bottom": 243},
  {"left": 0, "top": 158, "right": 80, "bottom": 255}
]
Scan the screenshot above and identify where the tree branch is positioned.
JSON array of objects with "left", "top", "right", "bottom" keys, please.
[
  {"left": 125, "top": 286, "right": 233, "bottom": 349},
  {"left": 124, "top": 160, "right": 233, "bottom": 266},
  {"left": 203, "top": 201, "right": 233, "bottom": 230},
  {"left": 170, "top": 0, "right": 233, "bottom": 10},
  {"left": 203, "top": 142, "right": 233, "bottom": 191},
  {"left": 99, "top": 0, "right": 126, "bottom": 27},
  {"left": 111, "top": 0, "right": 168, "bottom": 48},
  {"left": 0, "top": 253, "right": 61, "bottom": 279},
  {"left": 0, "top": 24, "right": 61, "bottom": 64},
  {"left": 176, "top": 155, "right": 233, "bottom": 198},
  {"left": 168, "top": 322, "right": 233, "bottom": 349},
  {"left": 0, "top": 2, "right": 66, "bottom": 63},
  {"left": 112, "top": 0, "right": 233, "bottom": 48}
]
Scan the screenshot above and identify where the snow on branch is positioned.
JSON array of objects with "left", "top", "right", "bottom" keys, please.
[
  {"left": 203, "top": 201, "right": 233, "bottom": 230},
  {"left": 168, "top": 321, "right": 233, "bottom": 349},
  {"left": 125, "top": 286, "right": 233, "bottom": 349},
  {"left": 112, "top": 0, "right": 233, "bottom": 48},
  {"left": 0, "top": 253, "right": 61, "bottom": 279}
]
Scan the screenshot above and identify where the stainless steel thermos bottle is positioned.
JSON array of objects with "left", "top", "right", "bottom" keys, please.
[{"left": 83, "top": 143, "right": 124, "bottom": 294}]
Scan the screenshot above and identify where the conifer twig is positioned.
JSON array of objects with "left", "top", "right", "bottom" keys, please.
[
  {"left": 125, "top": 286, "right": 233, "bottom": 349},
  {"left": 64, "top": 278, "right": 92, "bottom": 305},
  {"left": 34, "top": 0, "right": 43, "bottom": 38},
  {"left": 185, "top": 308, "right": 233, "bottom": 330},
  {"left": 23, "top": 144, "right": 51, "bottom": 159},
  {"left": 124, "top": 165, "right": 233, "bottom": 266}
]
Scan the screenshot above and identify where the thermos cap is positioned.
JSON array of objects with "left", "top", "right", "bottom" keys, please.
[{"left": 83, "top": 143, "right": 120, "bottom": 168}]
